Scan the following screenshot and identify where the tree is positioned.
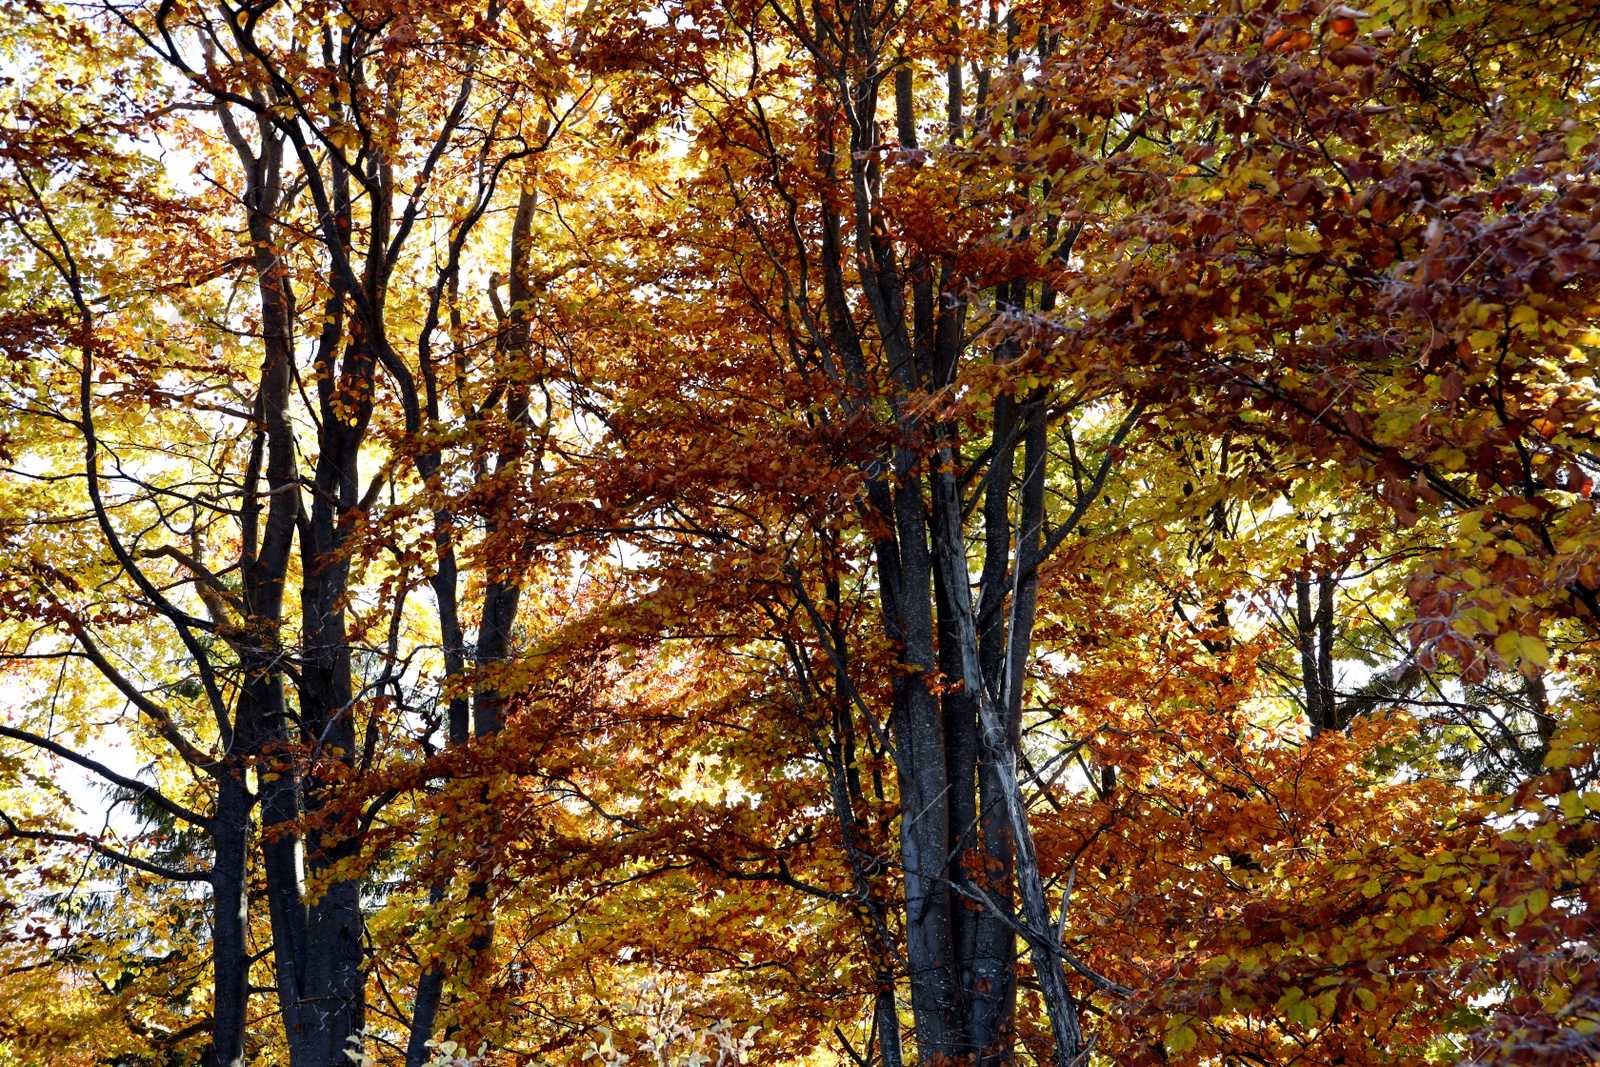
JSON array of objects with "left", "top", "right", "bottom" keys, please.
[
  {"left": 0, "top": 0, "right": 602, "bottom": 1061},
  {"left": 3, "top": 0, "right": 1599, "bottom": 1065}
]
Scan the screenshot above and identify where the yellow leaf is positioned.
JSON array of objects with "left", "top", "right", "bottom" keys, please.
[
  {"left": 1285, "top": 231, "right": 1321, "bottom": 254},
  {"left": 1560, "top": 791, "right": 1586, "bottom": 819},
  {"left": 1518, "top": 635, "right": 1549, "bottom": 666}
]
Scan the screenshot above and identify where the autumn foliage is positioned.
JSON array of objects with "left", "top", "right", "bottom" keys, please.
[{"left": 2, "top": 0, "right": 1599, "bottom": 1065}]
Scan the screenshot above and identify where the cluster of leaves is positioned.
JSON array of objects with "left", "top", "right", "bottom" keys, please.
[{"left": 1, "top": 0, "right": 1599, "bottom": 1065}]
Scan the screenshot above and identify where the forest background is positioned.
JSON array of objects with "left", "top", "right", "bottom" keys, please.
[{"left": 1, "top": 0, "right": 1599, "bottom": 1065}]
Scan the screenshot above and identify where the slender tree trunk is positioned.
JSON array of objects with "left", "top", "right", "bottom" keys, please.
[
  {"left": 210, "top": 771, "right": 252, "bottom": 1067},
  {"left": 230, "top": 119, "right": 314, "bottom": 1065},
  {"left": 970, "top": 383, "right": 1021, "bottom": 1066},
  {"left": 294, "top": 335, "right": 373, "bottom": 1065},
  {"left": 411, "top": 184, "right": 540, "bottom": 1056},
  {"left": 933, "top": 406, "right": 1085, "bottom": 1067},
  {"left": 1317, "top": 571, "right": 1337, "bottom": 731},
  {"left": 1298, "top": 570, "right": 1338, "bottom": 735}
]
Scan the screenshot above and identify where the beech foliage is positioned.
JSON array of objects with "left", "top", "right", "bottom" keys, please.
[{"left": 1, "top": 0, "right": 1599, "bottom": 1065}]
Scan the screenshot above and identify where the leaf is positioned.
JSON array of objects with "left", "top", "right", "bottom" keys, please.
[{"left": 1286, "top": 231, "right": 1322, "bottom": 254}]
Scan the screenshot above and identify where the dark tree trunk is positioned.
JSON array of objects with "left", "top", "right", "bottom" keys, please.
[
  {"left": 210, "top": 772, "right": 252, "bottom": 1067},
  {"left": 407, "top": 183, "right": 540, "bottom": 1061},
  {"left": 1298, "top": 570, "right": 1338, "bottom": 735},
  {"left": 733, "top": 11, "right": 1138, "bottom": 1063},
  {"left": 228, "top": 115, "right": 311, "bottom": 1067}
]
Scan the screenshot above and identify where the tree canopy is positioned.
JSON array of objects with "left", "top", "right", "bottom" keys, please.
[{"left": 2, "top": 0, "right": 1599, "bottom": 1065}]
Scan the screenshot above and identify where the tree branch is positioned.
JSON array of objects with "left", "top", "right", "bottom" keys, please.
[
  {"left": 0, "top": 809, "right": 213, "bottom": 883},
  {"left": 0, "top": 725, "right": 212, "bottom": 831}
]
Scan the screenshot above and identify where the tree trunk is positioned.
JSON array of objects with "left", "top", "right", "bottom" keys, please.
[{"left": 210, "top": 771, "right": 252, "bottom": 1067}]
